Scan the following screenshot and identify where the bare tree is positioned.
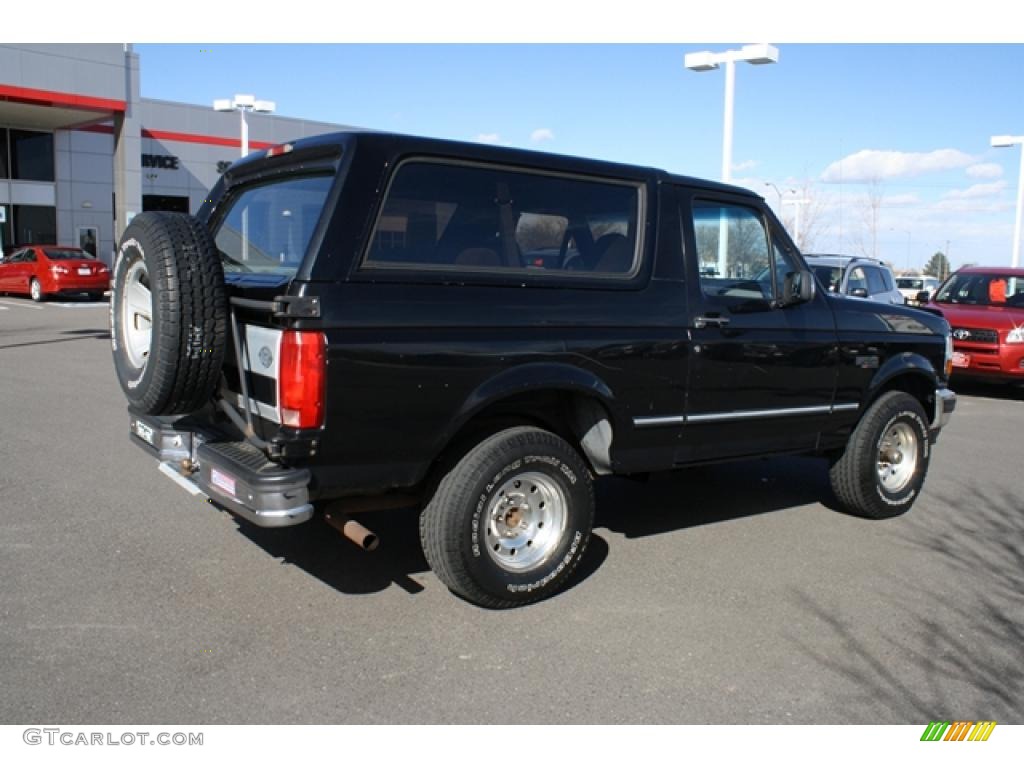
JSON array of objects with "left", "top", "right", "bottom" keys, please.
[
  {"left": 777, "top": 179, "right": 830, "bottom": 253},
  {"left": 851, "top": 177, "right": 884, "bottom": 260}
]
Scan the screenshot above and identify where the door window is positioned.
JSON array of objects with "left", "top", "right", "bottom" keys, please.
[
  {"left": 692, "top": 201, "right": 778, "bottom": 302},
  {"left": 865, "top": 266, "right": 887, "bottom": 295},
  {"left": 846, "top": 266, "right": 868, "bottom": 295}
]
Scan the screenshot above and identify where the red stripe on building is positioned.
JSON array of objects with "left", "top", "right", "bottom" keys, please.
[
  {"left": 73, "top": 125, "right": 275, "bottom": 151},
  {"left": 142, "top": 128, "right": 274, "bottom": 151},
  {"left": 0, "top": 84, "right": 126, "bottom": 113}
]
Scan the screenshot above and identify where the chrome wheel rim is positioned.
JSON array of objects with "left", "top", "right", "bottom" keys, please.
[
  {"left": 484, "top": 471, "right": 567, "bottom": 572},
  {"left": 30, "top": 280, "right": 40, "bottom": 300},
  {"left": 877, "top": 421, "right": 918, "bottom": 494},
  {"left": 120, "top": 259, "right": 153, "bottom": 370}
]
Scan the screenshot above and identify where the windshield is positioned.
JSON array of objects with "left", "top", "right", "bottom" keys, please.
[
  {"left": 45, "top": 249, "right": 92, "bottom": 260},
  {"left": 897, "top": 278, "right": 924, "bottom": 290},
  {"left": 933, "top": 273, "right": 1024, "bottom": 307},
  {"left": 214, "top": 174, "right": 333, "bottom": 275}
]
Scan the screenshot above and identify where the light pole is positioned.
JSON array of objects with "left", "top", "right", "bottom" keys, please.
[
  {"left": 214, "top": 95, "right": 275, "bottom": 262},
  {"left": 214, "top": 94, "right": 276, "bottom": 157},
  {"left": 685, "top": 44, "right": 779, "bottom": 184},
  {"left": 991, "top": 134, "right": 1024, "bottom": 268},
  {"left": 783, "top": 197, "right": 810, "bottom": 249},
  {"left": 686, "top": 44, "right": 778, "bottom": 277}
]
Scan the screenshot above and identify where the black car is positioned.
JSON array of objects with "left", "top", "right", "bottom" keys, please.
[{"left": 110, "top": 131, "right": 956, "bottom": 608}]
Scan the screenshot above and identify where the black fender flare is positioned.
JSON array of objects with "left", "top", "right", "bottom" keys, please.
[
  {"left": 864, "top": 351, "right": 939, "bottom": 408},
  {"left": 434, "top": 362, "right": 618, "bottom": 472}
]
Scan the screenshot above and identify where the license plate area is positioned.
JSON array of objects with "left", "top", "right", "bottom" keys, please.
[
  {"left": 210, "top": 467, "right": 238, "bottom": 498},
  {"left": 952, "top": 351, "right": 970, "bottom": 368},
  {"left": 77, "top": 267, "right": 90, "bottom": 275}
]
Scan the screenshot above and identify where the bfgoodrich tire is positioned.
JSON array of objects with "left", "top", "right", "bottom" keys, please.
[
  {"left": 829, "top": 391, "right": 931, "bottom": 519},
  {"left": 420, "top": 427, "right": 594, "bottom": 608},
  {"left": 110, "top": 212, "right": 228, "bottom": 416}
]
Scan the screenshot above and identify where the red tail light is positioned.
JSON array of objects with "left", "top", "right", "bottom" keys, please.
[{"left": 278, "top": 330, "right": 326, "bottom": 429}]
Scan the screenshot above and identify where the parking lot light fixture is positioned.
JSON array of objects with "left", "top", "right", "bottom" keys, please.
[
  {"left": 685, "top": 44, "right": 779, "bottom": 184},
  {"left": 214, "top": 94, "right": 277, "bottom": 158},
  {"left": 991, "top": 134, "right": 1024, "bottom": 268}
]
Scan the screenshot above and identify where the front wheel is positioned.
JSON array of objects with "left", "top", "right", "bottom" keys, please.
[
  {"left": 29, "top": 278, "right": 43, "bottom": 302},
  {"left": 420, "top": 427, "right": 594, "bottom": 608},
  {"left": 829, "top": 391, "right": 931, "bottom": 519}
]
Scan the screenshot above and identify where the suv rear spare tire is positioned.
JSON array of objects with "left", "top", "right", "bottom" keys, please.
[{"left": 111, "top": 212, "right": 228, "bottom": 416}]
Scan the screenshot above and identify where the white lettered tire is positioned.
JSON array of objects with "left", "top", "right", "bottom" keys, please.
[
  {"left": 110, "top": 212, "right": 228, "bottom": 415},
  {"left": 420, "top": 427, "right": 594, "bottom": 608},
  {"left": 829, "top": 391, "right": 931, "bottom": 519}
]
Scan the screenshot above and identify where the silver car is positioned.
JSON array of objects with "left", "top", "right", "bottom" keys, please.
[{"left": 803, "top": 254, "right": 905, "bottom": 305}]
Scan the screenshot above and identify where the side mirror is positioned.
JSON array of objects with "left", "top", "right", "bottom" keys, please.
[
  {"left": 850, "top": 287, "right": 869, "bottom": 299},
  {"left": 782, "top": 269, "right": 815, "bottom": 305},
  {"left": 916, "top": 290, "right": 931, "bottom": 304}
]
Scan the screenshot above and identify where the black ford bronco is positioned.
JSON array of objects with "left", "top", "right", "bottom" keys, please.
[{"left": 111, "top": 131, "right": 957, "bottom": 608}]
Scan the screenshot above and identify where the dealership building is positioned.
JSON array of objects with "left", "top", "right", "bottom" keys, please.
[{"left": 0, "top": 44, "right": 348, "bottom": 263}]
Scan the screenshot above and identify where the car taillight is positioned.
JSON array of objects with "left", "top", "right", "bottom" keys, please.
[
  {"left": 51, "top": 264, "right": 70, "bottom": 274},
  {"left": 278, "top": 330, "right": 326, "bottom": 429}
]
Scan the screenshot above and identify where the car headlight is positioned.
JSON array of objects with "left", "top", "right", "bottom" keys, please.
[
  {"left": 944, "top": 332, "right": 954, "bottom": 377},
  {"left": 1007, "top": 327, "right": 1024, "bottom": 344}
]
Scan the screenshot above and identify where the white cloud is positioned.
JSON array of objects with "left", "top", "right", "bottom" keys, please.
[
  {"left": 966, "top": 162, "right": 1004, "bottom": 179},
  {"left": 942, "top": 180, "right": 1007, "bottom": 200},
  {"left": 474, "top": 133, "right": 504, "bottom": 145},
  {"left": 530, "top": 128, "right": 554, "bottom": 144},
  {"left": 821, "top": 149, "right": 976, "bottom": 183},
  {"left": 883, "top": 193, "right": 921, "bottom": 206},
  {"left": 732, "top": 159, "right": 759, "bottom": 173}
]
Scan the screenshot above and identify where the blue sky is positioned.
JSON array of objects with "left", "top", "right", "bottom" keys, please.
[{"left": 136, "top": 43, "right": 1024, "bottom": 271}]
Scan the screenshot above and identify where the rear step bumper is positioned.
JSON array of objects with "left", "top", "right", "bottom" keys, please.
[{"left": 129, "top": 410, "right": 314, "bottom": 528}]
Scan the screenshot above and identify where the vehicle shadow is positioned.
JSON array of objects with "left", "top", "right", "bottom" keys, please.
[
  {"left": 949, "top": 378, "right": 1024, "bottom": 402},
  {"left": 595, "top": 454, "right": 835, "bottom": 537},
  {"left": 231, "top": 454, "right": 834, "bottom": 601},
  {"left": 786, "top": 481, "right": 1024, "bottom": 722},
  {"left": 233, "top": 505, "right": 610, "bottom": 601}
]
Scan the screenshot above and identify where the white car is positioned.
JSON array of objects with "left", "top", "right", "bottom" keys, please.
[{"left": 896, "top": 275, "right": 940, "bottom": 305}]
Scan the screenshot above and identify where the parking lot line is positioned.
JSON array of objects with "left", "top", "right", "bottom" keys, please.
[{"left": 0, "top": 299, "right": 43, "bottom": 310}]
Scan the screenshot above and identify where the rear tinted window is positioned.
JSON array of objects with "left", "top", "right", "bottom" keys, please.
[
  {"left": 44, "top": 249, "right": 91, "bottom": 260},
  {"left": 214, "top": 175, "right": 333, "bottom": 276},
  {"left": 364, "top": 161, "right": 641, "bottom": 277}
]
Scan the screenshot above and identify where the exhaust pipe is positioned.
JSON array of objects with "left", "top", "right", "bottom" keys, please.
[{"left": 325, "top": 512, "right": 379, "bottom": 552}]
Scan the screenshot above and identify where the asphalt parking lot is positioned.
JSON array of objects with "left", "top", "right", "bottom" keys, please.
[{"left": 1, "top": 294, "right": 1021, "bottom": 724}]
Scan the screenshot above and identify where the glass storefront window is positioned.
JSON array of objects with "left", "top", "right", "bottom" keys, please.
[
  {"left": 0, "top": 128, "right": 8, "bottom": 178},
  {"left": 10, "top": 129, "right": 55, "bottom": 181},
  {"left": 14, "top": 205, "right": 57, "bottom": 245}
]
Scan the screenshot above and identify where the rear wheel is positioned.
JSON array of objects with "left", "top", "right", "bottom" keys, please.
[
  {"left": 420, "top": 427, "right": 594, "bottom": 608},
  {"left": 829, "top": 391, "right": 930, "bottom": 519},
  {"left": 110, "top": 212, "right": 228, "bottom": 415},
  {"left": 29, "top": 278, "right": 43, "bottom": 302}
]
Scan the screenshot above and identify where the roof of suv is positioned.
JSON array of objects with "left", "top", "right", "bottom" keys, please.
[
  {"left": 228, "top": 129, "right": 763, "bottom": 200},
  {"left": 803, "top": 254, "right": 890, "bottom": 269}
]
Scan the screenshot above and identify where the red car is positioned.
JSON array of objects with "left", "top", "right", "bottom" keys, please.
[
  {"left": 0, "top": 245, "right": 110, "bottom": 302},
  {"left": 922, "top": 266, "right": 1024, "bottom": 384}
]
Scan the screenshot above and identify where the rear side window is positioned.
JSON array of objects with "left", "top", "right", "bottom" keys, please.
[
  {"left": 363, "top": 161, "right": 641, "bottom": 276},
  {"left": 214, "top": 175, "right": 333, "bottom": 276}
]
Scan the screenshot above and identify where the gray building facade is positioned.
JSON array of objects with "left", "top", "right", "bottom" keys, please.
[{"left": 0, "top": 44, "right": 345, "bottom": 264}]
